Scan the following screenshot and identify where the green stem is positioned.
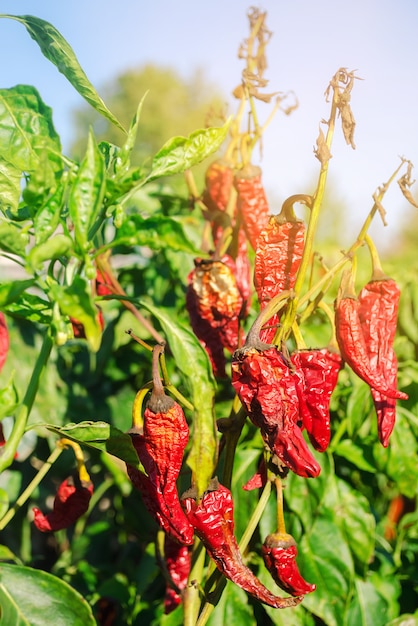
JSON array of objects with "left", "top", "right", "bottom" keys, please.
[
  {"left": 298, "top": 158, "right": 406, "bottom": 309},
  {"left": 277, "top": 83, "right": 338, "bottom": 342},
  {"left": 184, "top": 539, "right": 206, "bottom": 626},
  {"left": 0, "top": 331, "right": 53, "bottom": 473},
  {"left": 0, "top": 444, "right": 63, "bottom": 530}
]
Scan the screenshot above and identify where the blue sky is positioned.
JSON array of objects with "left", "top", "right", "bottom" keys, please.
[{"left": 1, "top": 0, "right": 418, "bottom": 248}]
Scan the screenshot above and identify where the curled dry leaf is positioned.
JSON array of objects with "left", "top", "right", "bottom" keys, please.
[
  {"left": 398, "top": 160, "right": 418, "bottom": 208},
  {"left": 314, "top": 126, "right": 332, "bottom": 165}
]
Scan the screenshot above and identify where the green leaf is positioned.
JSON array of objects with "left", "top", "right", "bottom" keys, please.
[
  {"left": 333, "top": 439, "right": 377, "bottom": 473},
  {"left": 38, "top": 421, "right": 143, "bottom": 470},
  {"left": 139, "top": 301, "right": 217, "bottom": 497},
  {"left": 206, "top": 580, "right": 254, "bottom": 626},
  {"left": 33, "top": 177, "right": 67, "bottom": 245},
  {"left": 0, "top": 15, "right": 126, "bottom": 134},
  {"left": 387, "top": 615, "right": 418, "bottom": 626},
  {"left": 345, "top": 578, "right": 388, "bottom": 626},
  {"left": 68, "top": 130, "right": 106, "bottom": 252},
  {"left": 117, "top": 94, "right": 147, "bottom": 171},
  {"left": 0, "top": 374, "right": 19, "bottom": 419},
  {"left": 49, "top": 276, "right": 102, "bottom": 352},
  {"left": 0, "top": 158, "right": 21, "bottom": 215},
  {"left": 330, "top": 478, "right": 376, "bottom": 568},
  {"left": 146, "top": 120, "right": 230, "bottom": 182},
  {"left": 385, "top": 407, "right": 418, "bottom": 498},
  {"left": 0, "top": 85, "right": 61, "bottom": 174},
  {"left": 298, "top": 518, "right": 354, "bottom": 626},
  {"left": 114, "top": 214, "right": 200, "bottom": 254},
  {"left": 0, "top": 279, "right": 36, "bottom": 307},
  {"left": 0, "top": 221, "right": 29, "bottom": 257},
  {"left": 0, "top": 544, "right": 19, "bottom": 563},
  {"left": 0, "top": 488, "right": 9, "bottom": 520},
  {"left": 0, "top": 563, "right": 96, "bottom": 625},
  {"left": 4, "top": 293, "right": 51, "bottom": 324},
  {"left": 27, "top": 234, "right": 74, "bottom": 271}
]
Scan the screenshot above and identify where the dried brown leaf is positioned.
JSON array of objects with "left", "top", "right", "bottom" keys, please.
[
  {"left": 398, "top": 161, "right": 418, "bottom": 208},
  {"left": 314, "top": 126, "right": 332, "bottom": 165}
]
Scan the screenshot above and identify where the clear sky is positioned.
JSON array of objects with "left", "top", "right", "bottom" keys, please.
[{"left": 1, "top": 0, "right": 418, "bottom": 249}]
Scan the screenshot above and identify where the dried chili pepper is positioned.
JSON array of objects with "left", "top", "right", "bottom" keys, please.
[
  {"left": 126, "top": 344, "right": 194, "bottom": 545},
  {"left": 32, "top": 475, "right": 93, "bottom": 532},
  {"left": 254, "top": 195, "right": 309, "bottom": 343},
  {"left": 234, "top": 164, "right": 270, "bottom": 250},
  {"left": 262, "top": 533, "right": 316, "bottom": 596},
  {"left": 162, "top": 535, "right": 191, "bottom": 614},
  {"left": 232, "top": 344, "right": 320, "bottom": 477},
  {"left": 202, "top": 159, "right": 235, "bottom": 246},
  {"left": 335, "top": 270, "right": 408, "bottom": 401},
  {"left": 186, "top": 256, "right": 244, "bottom": 376},
  {"left": 0, "top": 312, "right": 9, "bottom": 374},
  {"left": 181, "top": 478, "right": 301, "bottom": 608},
  {"left": 291, "top": 348, "right": 342, "bottom": 452}
]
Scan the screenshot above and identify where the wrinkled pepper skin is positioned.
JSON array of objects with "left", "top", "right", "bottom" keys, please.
[
  {"left": 186, "top": 257, "right": 244, "bottom": 376},
  {"left": 254, "top": 215, "right": 305, "bottom": 343},
  {"left": 335, "top": 295, "right": 408, "bottom": 401},
  {"left": 181, "top": 479, "right": 301, "bottom": 609},
  {"left": 127, "top": 398, "right": 194, "bottom": 545},
  {"left": 232, "top": 346, "right": 321, "bottom": 478},
  {"left": 163, "top": 535, "right": 191, "bottom": 614},
  {"left": 358, "top": 278, "right": 405, "bottom": 446},
  {"left": 291, "top": 349, "right": 343, "bottom": 452},
  {"left": 202, "top": 159, "right": 235, "bottom": 245},
  {"left": 33, "top": 476, "right": 93, "bottom": 532},
  {"left": 0, "top": 312, "right": 9, "bottom": 374},
  {"left": 262, "top": 533, "right": 316, "bottom": 596},
  {"left": 234, "top": 164, "right": 270, "bottom": 251}
]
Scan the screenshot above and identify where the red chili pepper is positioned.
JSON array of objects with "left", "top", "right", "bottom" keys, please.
[
  {"left": 0, "top": 312, "right": 9, "bottom": 374},
  {"left": 262, "top": 532, "right": 316, "bottom": 596},
  {"left": 335, "top": 271, "right": 407, "bottom": 401},
  {"left": 202, "top": 159, "right": 235, "bottom": 245},
  {"left": 358, "top": 276, "right": 406, "bottom": 446},
  {"left": 291, "top": 349, "right": 343, "bottom": 452},
  {"left": 95, "top": 268, "right": 113, "bottom": 296},
  {"left": 234, "top": 164, "right": 270, "bottom": 251},
  {"left": 186, "top": 257, "right": 244, "bottom": 376},
  {"left": 32, "top": 475, "right": 93, "bottom": 532},
  {"left": 126, "top": 345, "right": 194, "bottom": 545},
  {"left": 162, "top": 535, "right": 191, "bottom": 614},
  {"left": 232, "top": 344, "right": 320, "bottom": 478},
  {"left": 181, "top": 479, "right": 302, "bottom": 608},
  {"left": 254, "top": 195, "right": 308, "bottom": 343}
]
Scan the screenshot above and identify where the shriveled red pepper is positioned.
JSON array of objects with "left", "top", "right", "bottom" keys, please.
[
  {"left": 186, "top": 256, "right": 244, "bottom": 376},
  {"left": 254, "top": 195, "right": 308, "bottom": 343},
  {"left": 33, "top": 475, "right": 93, "bottom": 532},
  {"left": 126, "top": 345, "right": 194, "bottom": 545},
  {"left": 234, "top": 164, "right": 270, "bottom": 251},
  {"left": 162, "top": 535, "right": 191, "bottom": 614},
  {"left": 262, "top": 532, "right": 316, "bottom": 596},
  {"left": 358, "top": 270, "right": 405, "bottom": 446},
  {"left": 95, "top": 267, "right": 113, "bottom": 296},
  {"left": 291, "top": 348, "right": 343, "bottom": 452},
  {"left": 202, "top": 158, "right": 235, "bottom": 246},
  {"left": 0, "top": 312, "right": 9, "bottom": 374},
  {"left": 232, "top": 344, "right": 320, "bottom": 478},
  {"left": 181, "top": 478, "right": 301, "bottom": 608},
  {"left": 335, "top": 270, "right": 407, "bottom": 401}
]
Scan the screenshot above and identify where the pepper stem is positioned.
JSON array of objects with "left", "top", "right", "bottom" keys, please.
[
  {"left": 239, "top": 290, "right": 292, "bottom": 352},
  {"left": 275, "top": 478, "right": 287, "bottom": 535},
  {"left": 364, "top": 234, "right": 388, "bottom": 280},
  {"left": 147, "top": 343, "right": 175, "bottom": 414}
]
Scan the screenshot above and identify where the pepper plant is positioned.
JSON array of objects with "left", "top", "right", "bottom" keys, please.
[{"left": 0, "top": 8, "right": 418, "bottom": 626}]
